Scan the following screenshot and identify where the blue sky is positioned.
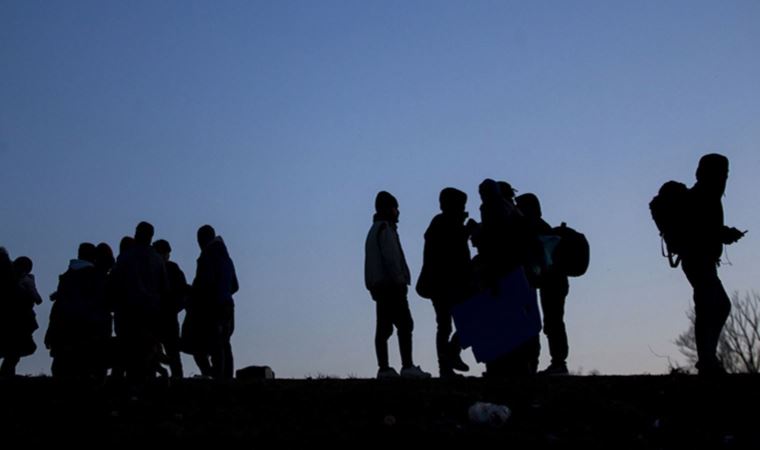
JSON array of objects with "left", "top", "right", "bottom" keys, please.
[{"left": 1, "top": 0, "right": 759, "bottom": 377}]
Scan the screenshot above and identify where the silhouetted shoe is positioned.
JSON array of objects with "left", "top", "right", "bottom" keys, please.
[
  {"left": 400, "top": 365, "right": 432, "bottom": 379},
  {"left": 450, "top": 354, "right": 470, "bottom": 372},
  {"left": 540, "top": 363, "right": 569, "bottom": 375},
  {"left": 377, "top": 367, "right": 400, "bottom": 379}
]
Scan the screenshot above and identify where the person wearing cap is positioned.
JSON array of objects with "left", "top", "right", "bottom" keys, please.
[
  {"left": 680, "top": 153, "right": 745, "bottom": 375},
  {"left": 365, "top": 191, "right": 431, "bottom": 379},
  {"left": 417, "top": 187, "right": 472, "bottom": 378}
]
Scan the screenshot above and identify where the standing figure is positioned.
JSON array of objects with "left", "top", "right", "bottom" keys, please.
[
  {"left": 365, "top": 191, "right": 430, "bottom": 379},
  {"left": 109, "top": 222, "right": 168, "bottom": 381},
  {"left": 681, "top": 154, "right": 745, "bottom": 375},
  {"left": 185, "top": 225, "right": 238, "bottom": 379},
  {"left": 517, "top": 193, "right": 570, "bottom": 375},
  {"left": 153, "top": 239, "right": 188, "bottom": 378},
  {"left": 418, "top": 188, "right": 472, "bottom": 378},
  {"left": 1, "top": 249, "right": 40, "bottom": 376}
]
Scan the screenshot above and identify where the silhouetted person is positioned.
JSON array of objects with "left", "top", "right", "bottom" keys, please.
[
  {"left": 184, "top": 225, "right": 238, "bottom": 379},
  {"left": 472, "top": 180, "right": 539, "bottom": 376},
  {"left": 365, "top": 191, "right": 431, "bottom": 379},
  {"left": 681, "top": 154, "right": 745, "bottom": 375},
  {"left": 517, "top": 193, "right": 570, "bottom": 375},
  {"left": 0, "top": 247, "right": 15, "bottom": 375},
  {"left": 1, "top": 250, "right": 39, "bottom": 375},
  {"left": 45, "top": 243, "right": 104, "bottom": 378},
  {"left": 109, "top": 222, "right": 168, "bottom": 381},
  {"left": 14, "top": 257, "right": 43, "bottom": 307},
  {"left": 0, "top": 256, "right": 42, "bottom": 376},
  {"left": 118, "top": 236, "right": 135, "bottom": 256},
  {"left": 107, "top": 237, "right": 136, "bottom": 379},
  {"left": 419, "top": 188, "right": 472, "bottom": 378},
  {"left": 472, "top": 179, "right": 525, "bottom": 284},
  {"left": 91, "top": 243, "right": 115, "bottom": 377},
  {"left": 153, "top": 239, "right": 188, "bottom": 378}
]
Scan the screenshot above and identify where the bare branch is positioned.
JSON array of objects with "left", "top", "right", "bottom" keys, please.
[{"left": 675, "top": 290, "right": 760, "bottom": 373}]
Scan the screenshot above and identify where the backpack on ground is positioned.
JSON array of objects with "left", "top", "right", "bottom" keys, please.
[
  {"left": 649, "top": 180, "right": 689, "bottom": 268},
  {"left": 551, "top": 223, "right": 590, "bottom": 277}
]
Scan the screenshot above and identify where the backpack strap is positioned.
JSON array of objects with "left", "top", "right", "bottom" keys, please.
[{"left": 661, "top": 237, "right": 680, "bottom": 268}]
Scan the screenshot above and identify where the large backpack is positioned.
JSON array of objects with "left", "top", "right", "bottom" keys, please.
[
  {"left": 551, "top": 223, "right": 590, "bottom": 277},
  {"left": 649, "top": 181, "right": 689, "bottom": 268}
]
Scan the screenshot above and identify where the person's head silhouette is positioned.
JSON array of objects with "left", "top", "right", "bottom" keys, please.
[
  {"left": 197, "top": 225, "right": 216, "bottom": 250},
  {"left": 696, "top": 153, "right": 729, "bottom": 196}
]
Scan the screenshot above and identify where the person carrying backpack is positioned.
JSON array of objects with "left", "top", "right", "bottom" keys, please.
[
  {"left": 516, "top": 193, "right": 571, "bottom": 375},
  {"left": 653, "top": 154, "right": 746, "bottom": 375}
]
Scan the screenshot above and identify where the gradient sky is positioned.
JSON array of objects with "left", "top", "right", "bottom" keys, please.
[{"left": 1, "top": 0, "right": 759, "bottom": 378}]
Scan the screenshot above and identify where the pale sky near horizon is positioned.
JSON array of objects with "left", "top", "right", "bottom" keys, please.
[{"left": 1, "top": 1, "right": 759, "bottom": 377}]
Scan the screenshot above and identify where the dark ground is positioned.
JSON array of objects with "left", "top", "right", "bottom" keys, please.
[{"left": 1, "top": 374, "right": 759, "bottom": 447}]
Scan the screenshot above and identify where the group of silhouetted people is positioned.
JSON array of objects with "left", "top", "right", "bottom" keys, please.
[
  {"left": 1, "top": 154, "right": 747, "bottom": 380},
  {"left": 365, "top": 179, "right": 577, "bottom": 379},
  {"left": 0, "top": 222, "right": 238, "bottom": 381},
  {"left": 365, "top": 153, "right": 746, "bottom": 378}
]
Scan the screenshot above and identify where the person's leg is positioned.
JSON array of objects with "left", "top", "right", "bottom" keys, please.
[
  {"left": 374, "top": 298, "right": 394, "bottom": 370},
  {"left": 432, "top": 299, "right": 453, "bottom": 374},
  {"left": 222, "top": 313, "right": 234, "bottom": 379},
  {"left": 449, "top": 332, "right": 468, "bottom": 371},
  {"left": 391, "top": 294, "right": 415, "bottom": 369},
  {"left": 163, "top": 317, "right": 184, "bottom": 378},
  {"left": 208, "top": 306, "right": 234, "bottom": 379},
  {"left": 540, "top": 281, "right": 569, "bottom": 367},
  {"left": 683, "top": 258, "right": 731, "bottom": 372},
  {"left": 193, "top": 353, "right": 212, "bottom": 376}
]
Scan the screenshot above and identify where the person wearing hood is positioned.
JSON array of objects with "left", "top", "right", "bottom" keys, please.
[
  {"left": 471, "top": 179, "right": 526, "bottom": 282},
  {"left": 45, "top": 243, "right": 103, "bottom": 378},
  {"left": 680, "top": 154, "right": 745, "bottom": 375},
  {"left": 469, "top": 180, "right": 542, "bottom": 376},
  {"left": 517, "top": 193, "right": 570, "bottom": 375},
  {"left": 417, "top": 188, "right": 472, "bottom": 378},
  {"left": 184, "top": 225, "right": 238, "bottom": 379},
  {"left": 365, "top": 191, "right": 431, "bottom": 379}
]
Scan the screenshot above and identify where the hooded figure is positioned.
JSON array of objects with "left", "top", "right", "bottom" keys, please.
[
  {"left": 183, "top": 225, "right": 238, "bottom": 379},
  {"left": 517, "top": 193, "right": 570, "bottom": 375},
  {"left": 472, "top": 179, "right": 528, "bottom": 286},
  {"left": 46, "top": 243, "right": 108, "bottom": 378},
  {"left": 680, "top": 153, "right": 745, "bottom": 375}
]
